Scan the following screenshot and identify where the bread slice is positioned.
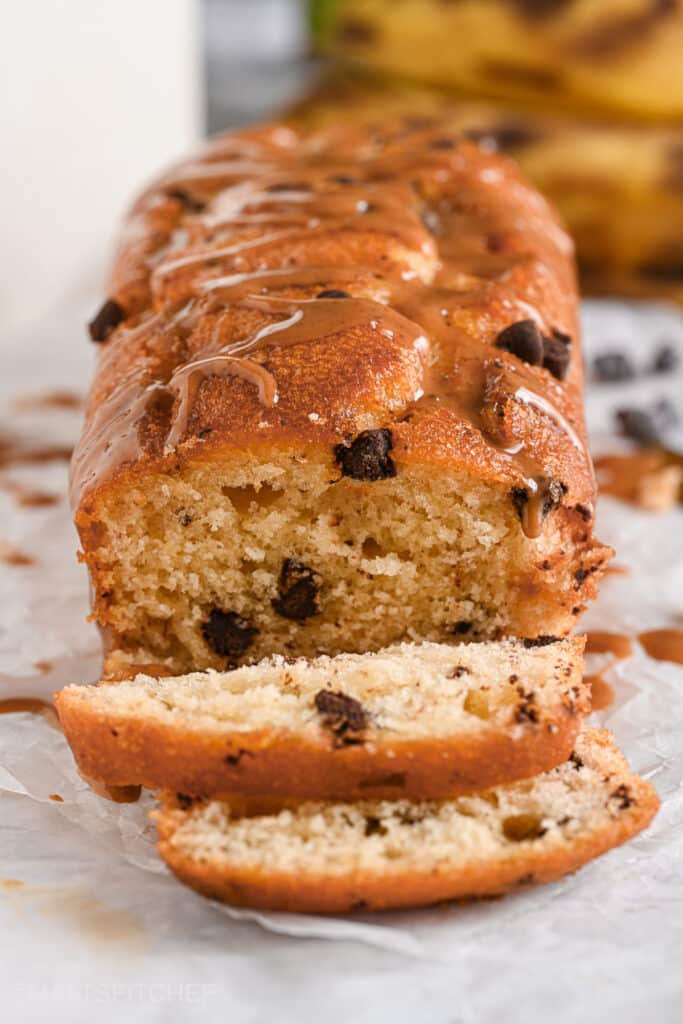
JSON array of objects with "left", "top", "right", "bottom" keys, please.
[
  {"left": 154, "top": 729, "right": 658, "bottom": 914},
  {"left": 56, "top": 638, "right": 587, "bottom": 802}
]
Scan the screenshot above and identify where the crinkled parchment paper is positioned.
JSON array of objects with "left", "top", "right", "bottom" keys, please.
[{"left": 1, "top": 286, "right": 682, "bottom": 1024}]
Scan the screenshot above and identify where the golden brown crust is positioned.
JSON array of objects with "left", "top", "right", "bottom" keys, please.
[
  {"left": 74, "top": 125, "right": 589, "bottom": 499},
  {"left": 72, "top": 119, "right": 606, "bottom": 669},
  {"left": 55, "top": 691, "right": 586, "bottom": 802},
  {"left": 154, "top": 733, "right": 659, "bottom": 914}
]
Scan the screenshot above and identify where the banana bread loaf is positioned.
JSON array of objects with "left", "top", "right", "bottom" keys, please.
[{"left": 71, "top": 119, "right": 608, "bottom": 677}]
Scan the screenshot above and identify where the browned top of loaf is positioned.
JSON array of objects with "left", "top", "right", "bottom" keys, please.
[{"left": 71, "top": 119, "right": 592, "bottom": 518}]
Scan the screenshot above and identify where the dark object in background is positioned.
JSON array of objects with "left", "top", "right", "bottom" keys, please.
[
  {"left": 616, "top": 399, "right": 679, "bottom": 446},
  {"left": 592, "top": 352, "right": 636, "bottom": 383},
  {"left": 651, "top": 345, "right": 679, "bottom": 374},
  {"left": 203, "top": 0, "right": 314, "bottom": 131}
]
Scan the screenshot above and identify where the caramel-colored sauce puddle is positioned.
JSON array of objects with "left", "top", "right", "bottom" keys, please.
[
  {"left": 12, "top": 390, "right": 83, "bottom": 412},
  {"left": 639, "top": 629, "right": 683, "bottom": 666},
  {"left": 0, "top": 435, "right": 73, "bottom": 470},
  {"left": 0, "top": 542, "right": 35, "bottom": 566},
  {"left": 0, "top": 697, "right": 60, "bottom": 730},
  {"left": 0, "top": 881, "right": 147, "bottom": 952},
  {"left": 585, "top": 672, "right": 615, "bottom": 711},
  {"left": 585, "top": 631, "right": 633, "bottom": 660},
  {"left": 583, "top": 630, "right": 634, "bottom": 712},
  {"left": 0, "top": 479, "right": 59, "bottom": 508}
]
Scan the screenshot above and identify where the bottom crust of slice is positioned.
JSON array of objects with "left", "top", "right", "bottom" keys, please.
[{"left": 154, "top": 730, "right": 659, "bottom": 914}]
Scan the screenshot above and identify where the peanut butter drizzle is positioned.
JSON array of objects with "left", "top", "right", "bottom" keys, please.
[
  {"left": 639, "top": 629, "right": 683, "bottom": 666},
  {"left": 0, "top": 697, "right": 61, "bottom": 731},
  {"left": 72, "top": 123, "right": 590, "bottom": 538},
  {"left": 164, "top": 296, "right": 429, "bottom": 445},
  {"left": 585, "top": 631, "right": 633, "bottom": 660}
]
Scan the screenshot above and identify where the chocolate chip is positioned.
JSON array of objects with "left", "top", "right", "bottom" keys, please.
[
  {"left": 495, "top": 320, "right": 544, "bottom": 366},
  {"left": 523, "top": 636, "right": 560, "bottom": 648},
  {"left": 616, "top": 399, "right": 679, "bottom": 445},
  {"left": 515, "top": 687, "right": 539, "bottom": 724},
  {"left": 202, "top": 610, "right": 257, "bottom": 661},
  {"left": 224, "top": 748, "right": 252, "bottom": 766},
  {"left": 335, "top": 429, "right": 396, "bottom": 481},
  {"left": 610, "top": 783, "right": 634, "bottom": 810},
  {"left": 314, "top": 689, "right": 368, "bottom": 745},
  {"left": 176, "top": 793, "right": 196, "bottom": 809},
  {"left": 511, "top": 486, "right": 530, "bottom": 522},
  {"left": 486, "top": 232, "right": 505, "bottom": 252},
  {"left": 592, "top": 352, "right": 636, "bottom": 383},
  {"left": 568, "top": 752, "right": 584, "bottom": 770},
  {"left": 574, "top": 565, "right": 597, "bottom": 589},
  {"left": 448, "top": 665, "right": 470, "bottom": 678},
  {"left": 543, "top": 329, "right": 571, "bottom": 380},
  {"left": 316, "top": 289, "right": 351, "bottom": 299},
  {"left": 511, "top": 478, "right": 565, "bottom": 528},
  {"left": 166, "top": 188, "right": 206, "bottom": 213},
  {"left": 364, "top": 816, "right": 387, "bottom": 837},
  {"left": 651, "top": 345, "right": 679, "bottom": 374},
  {"left": 451, "top": 621, "right": 473, "bottom": 635},
  {"left": 88, "top": 299, "right": 124, "bottom": 342},
  {"left": 272, "top": 559, "right": 320, "bottom": 620}
]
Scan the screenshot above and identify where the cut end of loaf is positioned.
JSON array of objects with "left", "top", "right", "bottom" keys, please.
[
  {"left": 79, "top": 451, "right": 605, "bottom": 678},
  {"left": 154, "top": 729, "right": 660, "bottom": 914}
]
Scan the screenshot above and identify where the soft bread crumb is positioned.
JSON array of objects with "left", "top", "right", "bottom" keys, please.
[
  {"left": 60, "top": 638, "right": 585, "bottom": 740},
  {"left": 89, "top": 457, "right": 596, "bottom": 676},
  {"left": 156, "top": 730, "right": 657, "bottom": 879}
]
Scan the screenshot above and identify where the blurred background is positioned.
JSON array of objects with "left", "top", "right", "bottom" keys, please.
[{"left": 2, "top": 0, "right": 683, "bottom": 339}]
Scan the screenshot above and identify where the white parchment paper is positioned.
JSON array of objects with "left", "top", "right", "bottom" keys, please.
[{"left": 1, "top": 286, "right": 682, "bottom": 1024}]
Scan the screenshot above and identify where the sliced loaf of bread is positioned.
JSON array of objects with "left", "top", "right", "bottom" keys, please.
[
  {"left": 154, "top": 729, "right": 658, "bottom": 914},
  {"left": 56, "top": 638, "right": 587, "bottom": 801}
]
